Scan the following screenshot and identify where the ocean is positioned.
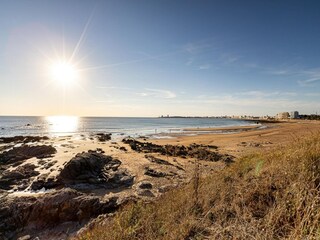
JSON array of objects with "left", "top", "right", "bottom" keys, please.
[{"left": 0, "top": 116, "right": 256, "bottom": 138}]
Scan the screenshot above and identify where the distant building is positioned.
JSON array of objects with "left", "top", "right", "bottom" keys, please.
[
  {"left": 290, "top": 111, "right": 299, "bottom": 119},
  {"left": 276, "top": 112, "right": 290, "bottom": 119}
]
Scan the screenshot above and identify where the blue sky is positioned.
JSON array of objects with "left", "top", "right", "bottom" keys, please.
[{"left": 1, "top": 0, "right": 320, "bottom": 117}]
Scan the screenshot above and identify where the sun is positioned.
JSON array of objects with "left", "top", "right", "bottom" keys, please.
[{"left": 50, "top": 61, "right": 78, "bottom": 86}]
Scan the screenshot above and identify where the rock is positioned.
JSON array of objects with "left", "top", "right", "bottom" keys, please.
[
  {"left": 0, "top": 163, "right": 40, "bottom": 190},
  {"left": 30, "top": 174, "right": 60, "bottom": 191},
  {"left": 144, "top": 167, "right": 168, "bottom": 178},
  {"left": 0, "top": 188, "right": 120, "bottom": 239},
  {"left": 137, "top": 181, "right": 153, "bottom": 189},
  {"left": 43, "top": 160, "right": 57, "bottom": 169},
  {"left": 0, "top": 145, "right": 57, "bottom": 166},
  {"left": 0, "top": 136, "right": 49, "bottom": 144},
  {"left": 57, "top": 152, "right": 134, "bottom": 189},
  {"left": 96, "top": 133, "right": 111, "bottom": 142},
  {"left": 122, "top": 138, "right": 232, "bottom": 162},
  {"left": 122, "top": 138, "right": 167, "bottom": 154},
  {"left": 119, "top": 146, "right": 127, "bottom": 152}
]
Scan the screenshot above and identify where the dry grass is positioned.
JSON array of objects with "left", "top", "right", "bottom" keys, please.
[{"left": 76, "top": 134, "right": 320, "bottom": 240}]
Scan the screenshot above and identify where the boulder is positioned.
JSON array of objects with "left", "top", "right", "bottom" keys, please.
[{"left": 57, "top": 152, "right": 134, "bottom": 189}]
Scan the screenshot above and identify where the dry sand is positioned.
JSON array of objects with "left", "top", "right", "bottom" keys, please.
[{"left": 150, "top": 120, "right": 320, "bottom": 157}]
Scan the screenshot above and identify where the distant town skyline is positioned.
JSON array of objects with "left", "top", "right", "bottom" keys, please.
[{"left": 1, "top": 0, "right": 320, "bottom": 117}]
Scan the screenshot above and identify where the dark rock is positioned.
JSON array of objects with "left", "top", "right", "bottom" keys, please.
[
  {"left": 30, "top": 175, "right": 60, "bottom": 191},
  {"left": 137, "top": 181, "right": 153, "bottom": 189},
  {"left": 0, "top": 164, "right": 40, "bottom": 190},
  {"left": 0, "top": 145, "right": 57, "bottom": 166},
  {"left": 119, "top": 146, "right": 127, "bottom": 152},
  {"left": 43, "top": 160, "right": 57, "bottom": 169},
  {"left": 144, "top": 167, "right": 168, "bottom": 178},
  {"left": 122, "top": 138, "right": 231, "bottom": 163},
  {"left": 0, "top": 188, "right": 120, "bottom": 239},
  {"left": 57, "top": 152, "right": 134, "bottom": 189},
  {"left": 0, "top": 136, "right": 49, "bottom": 144},
  {"left": 96, "top": 133, "right": 111, "bottom": 142}
]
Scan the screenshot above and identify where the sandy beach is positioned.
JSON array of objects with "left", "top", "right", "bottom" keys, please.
[{"left": 151, "top": 120, "right": 320, "bottom": 156}]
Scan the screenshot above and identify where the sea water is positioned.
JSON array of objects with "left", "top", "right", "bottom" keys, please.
[{"left": 0, "top": 116, "right": 255, "bottom": 138}]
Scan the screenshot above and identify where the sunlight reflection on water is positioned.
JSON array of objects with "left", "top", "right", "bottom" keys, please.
[{"left": 45, "top": 116, "right": 79, "bottom": 134}]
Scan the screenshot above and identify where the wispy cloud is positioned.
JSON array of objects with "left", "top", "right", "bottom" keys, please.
[
  {"left": 298, "top": 69, "right": 320, "bottom": 86},
  {"left": 238, "top": 90, "right": 297, "bottom": 98},
  {"left": 137, "top": 88, "right": 176, "bottom": 99},
  {"left": 220, "top": 53, "right": 240, "bottom": 64},
  {"left": 186, "top": 58, "right": 193, "bottom": 66},
  {"left": 266, "top": 67, "right": 320, "bottom": 86},
  {"left": 199, "top": 64, "right": 211, "bottom": 70},
  {"left": 182, "top": 42, "right": 212, "bottom": 54}
]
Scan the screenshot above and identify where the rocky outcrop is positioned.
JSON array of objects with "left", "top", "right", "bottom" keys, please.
[
  {"left": 0, "top": 145, "right": 57, "bottom": 166},
  {"left": 0, "top": 136, "right": 49, "bottom": 144},
  {"left": 57, "top": 152, "right": 134, "bottom": 189},
  {"left": 123, "top": 138, "right": 233, "bottom": 163},
  {"left": 0, "top": 163, "right": 40, "bottom": 190},
  {"left": 0, "top": 188, "right": 120, "bottom": 239}
]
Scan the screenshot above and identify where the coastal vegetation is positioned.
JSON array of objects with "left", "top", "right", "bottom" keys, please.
[{"left": 77, "top": 133, "right": 320, "bottom": 240}]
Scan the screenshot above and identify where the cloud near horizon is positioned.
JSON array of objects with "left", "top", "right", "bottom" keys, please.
[{"left": 137, "top": 88, "right": 176, "bottom": 99}]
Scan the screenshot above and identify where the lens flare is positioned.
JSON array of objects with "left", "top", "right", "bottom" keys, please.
[{"left": 50, "top": 61, "right": 78, "bottom": 86}]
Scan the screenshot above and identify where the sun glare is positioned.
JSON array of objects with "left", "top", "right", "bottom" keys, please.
[
  {"left": 46, "top": 116, "right": 79, "bottom": 134},
  {"left": 50, "top": 61, "right": 78, "bottom": 86}
]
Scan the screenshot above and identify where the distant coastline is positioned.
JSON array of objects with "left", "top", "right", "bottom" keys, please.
[{"left": 158, "top": 115, "right": 283, "bottom": 123}]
